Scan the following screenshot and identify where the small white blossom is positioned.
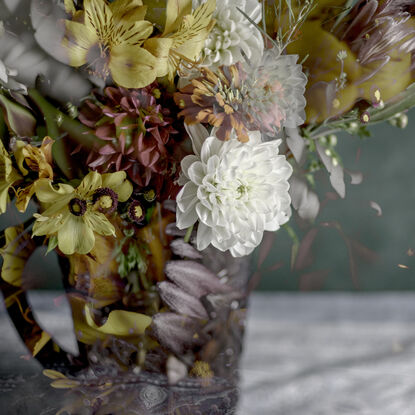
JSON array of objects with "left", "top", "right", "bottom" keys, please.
[
  {"left": 197, "top": 0, "right": 264, "bottom": 70},
  {"left": 176, "top": 124, "right": 293, "bottom": 257}
]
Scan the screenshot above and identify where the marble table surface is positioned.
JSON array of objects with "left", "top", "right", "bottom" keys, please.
[{"left": 2, "top": 292, "right": 415, "bottom": 415}]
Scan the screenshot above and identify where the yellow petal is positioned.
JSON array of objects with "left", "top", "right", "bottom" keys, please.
[
  {"left": 84, "top": 0, "right": 113, "bottom": 34},
  {"left": 14, "top": 141, "right": 29, "bottom": 175},
  {"left": 84, "top": 304, "right": 152, "bottom": 337},
  {"left": 34, "top": 179, "right": 73, "bottom": 209},
  {"left": 43, "top": 369, "right": 68, "bottom": 380},
  {"left": 101, "top": 171, "right": 133, "bottom": 202},
  {"left": 64, "top": 0, "right": 76, "bottom": 15},
  {"left": 359, "top": 50, "right": 413, "bottom": 103},
  {"left": 143, "top": 37, "right": 173, "bottom": 78},
  {"left": 166, "top": 0, "right": 216, "bottom": 79},
  {"left": 32, "top": 213, "right": 66, "bottom": 237},
  {"left": 57, "top": 215, "right": 96, "bottom": 255},
  {"left": 33, "top": 331, "right": 52, "bottom": 357},
  {"left": 109, "top": 44, "right": 158, "bottom": 88},
  {"left": 163, "top": 0, "right": 192, "bottom": 35},
  {"left": 64, "top": 20, "right": 99, "bottom": 67},
  {"left": 287, "top": 20, "right": 361, "bottom": 122},
  {"left": 110, "top": 0, "right": 146, "bottom": 21},
  {"left": 15, "top": 184, "right": 35, "bottom": 213},
  {"left": 0, "top": 225, "right": 36, "bottom": 287},
  {"left": 115, "top": 20, "right": 154, "bottom": 45},
  {"left": 77, "top": 170, "right": 102, "bottom": 198},
  {"left": 84, "top": 210, "right": 116, "bottom": 237}
]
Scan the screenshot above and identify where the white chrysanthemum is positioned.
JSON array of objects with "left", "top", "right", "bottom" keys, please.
[
  {"left": 176, "top": 124, "right": 293, "bottom": 257},
  {"left": 197, "top": 0, "right": 264, "bottom": 69},
  {"left": 244, "top": 48, "right": 308, "bottom": 135}
]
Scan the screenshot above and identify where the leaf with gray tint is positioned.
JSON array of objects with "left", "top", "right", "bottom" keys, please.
[
  {"left": 158, "top": 281, "right": 208, "bottom": 319},
  {"left": 165, "top": 260, "right": 231, "bottom": 298}
]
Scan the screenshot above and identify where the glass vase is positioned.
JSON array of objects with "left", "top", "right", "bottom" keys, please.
[{"left": 0, "top": 209, "right": 252, "bottom": 415}]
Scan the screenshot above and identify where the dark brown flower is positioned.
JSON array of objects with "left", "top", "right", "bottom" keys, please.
[{"left": 79, "top": 83, "right": 181, "bottom": 198}]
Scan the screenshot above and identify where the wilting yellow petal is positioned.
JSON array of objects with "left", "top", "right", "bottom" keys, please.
[
  {"left": 32, "top": 331, "right": 52, "bottom": 357},
  {"left": 43, "top": 369, "right": 68, "bottom": 380},
  {"left": 15, "top": 184, "right": 35, "bottom": 213},
  {"left": 0, "top": 225, "right": 36, "bottom": 287},
  {"left": 0, "top": 140, "right": 22, "bottom": 214},
  {"left": 109, "top": 44, "right": 158, "bottom": 88},
  {"left": 69, "top": 295, "right": 151, "bottom": 344},
  {"left": 69, "top": 233, "right": 122, "bottom": 307},
  {"left": 15, "top": 137, "right": 54, "bottom": 179},
  {"left": 50, "top": 379, "right": 81, "bottom": 389},
  {"left": 84, "top": 304, "right": 152, "bottom": 337}
]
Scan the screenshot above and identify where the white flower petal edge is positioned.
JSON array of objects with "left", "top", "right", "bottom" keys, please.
[
  {"left": 176, "top": 129, "right": 293, "bottom": 257},
  {"left": 196, "top": 0, "right": 264, "bottom": 70}
]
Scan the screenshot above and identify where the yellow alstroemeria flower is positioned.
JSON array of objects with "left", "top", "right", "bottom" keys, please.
[
  {"left": 0, "top": 140, "right": 22, "bottom": 214},
  {"left": 144, "top": 0, "right": 216, "bottom": 82},
  {"left": 32, "top": 170, "right": 133, "bottom": 255},
  {"left": 63, "top": 0, "right": 158, "bottom": 88},
  {"left": 15, "top": 137, "right": 54, "bottom": 213}
]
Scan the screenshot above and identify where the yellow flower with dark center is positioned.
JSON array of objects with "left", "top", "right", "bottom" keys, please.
[
  {"left": 0, "top": 140, "right": 22, "bottom": 214},
  {"left": 32, "top": 171, "right": 133, "bottom": 255},
  {"left": 15, "top": 137, "right": 54, "bottom": 213},
  {"left": 63, "top": 0, "right": 157, "bottom": 88}
]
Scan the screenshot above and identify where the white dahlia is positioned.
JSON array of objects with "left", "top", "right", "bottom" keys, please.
[
  {"left": 197, "top": 0, "right": 264, "bottom": 69},
  {"left": 176, "top": 124, "right": 293, "bottom": 257}
]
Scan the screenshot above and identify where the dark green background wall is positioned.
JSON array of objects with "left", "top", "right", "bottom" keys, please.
[{"left": 256, "top": 109, "right": 415, "bottom": 291}]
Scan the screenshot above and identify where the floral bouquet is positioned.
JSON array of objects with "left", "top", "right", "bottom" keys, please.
[{"left": 0, "top": 0, "right": 414, "bottom": 413}]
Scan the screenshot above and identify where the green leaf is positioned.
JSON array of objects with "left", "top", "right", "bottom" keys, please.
[
  {"left": 0, "top": 93, "right": 36, "bottom": 137},
  {"left": 46, "top": 236, "right": 58, "bottom": 255}
]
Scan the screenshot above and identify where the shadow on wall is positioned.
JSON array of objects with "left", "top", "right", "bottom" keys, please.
[{"left": 255, "top": 108, "right": 415, "bottom": 291}]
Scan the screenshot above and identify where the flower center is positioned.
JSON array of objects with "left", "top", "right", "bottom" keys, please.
[
  {"left": 93, "top": 187, "right": 118, "bottom": 214},
  {"left": 69, "top": 198, "right": 87, "bottom": 217},
  {"left": 128, "top": 200, "right": 145, "bottom": 223}
]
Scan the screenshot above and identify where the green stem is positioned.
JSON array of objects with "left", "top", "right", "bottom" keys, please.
[
  {"left": 29, "top": 89, "right": 72, "bottom": 178},
  {"left": 184, "top": 225, "right": 194, "bottom": 243},
  {"left": 308, "top": 82, "right": 415, "bottom": 139},
  {"left": 28, "top": 89, "right": 103, "bottom": 179}
]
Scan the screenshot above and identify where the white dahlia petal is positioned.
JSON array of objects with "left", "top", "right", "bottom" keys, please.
[
  {"left": 176, "top": 129, "right": 293, "bottom": 257},
  {"left": 196, "top": 0, "right": 265, "bottom": 70}
]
